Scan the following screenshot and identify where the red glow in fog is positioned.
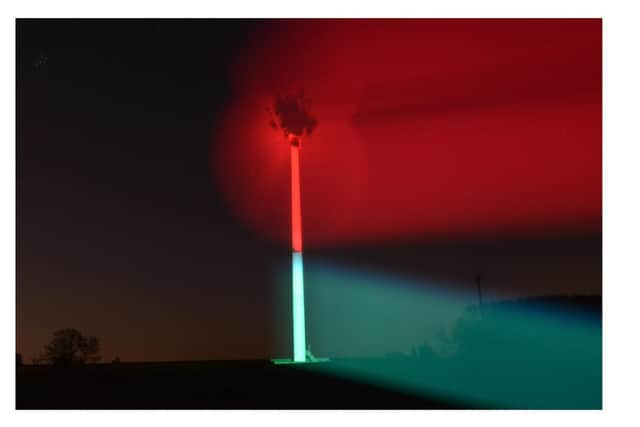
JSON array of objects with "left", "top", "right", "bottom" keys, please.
[{"left": 211, "top": 19, "right": 601, "bottom": 249}]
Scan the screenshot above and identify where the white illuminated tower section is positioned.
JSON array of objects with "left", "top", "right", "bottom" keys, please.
[{"left": 289, "top": 135, "right": 306, "bottom": 362}]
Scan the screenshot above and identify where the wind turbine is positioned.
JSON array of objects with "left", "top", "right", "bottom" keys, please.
[{"left": 268, "top": 92, "right": 319, "bottom": 363}]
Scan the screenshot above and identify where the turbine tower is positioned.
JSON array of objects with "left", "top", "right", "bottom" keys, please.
[{"left": 289, "top": 134, "right": 306, "bottom": 362}]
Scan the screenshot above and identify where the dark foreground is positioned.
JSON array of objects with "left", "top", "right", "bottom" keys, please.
[
  {"left": 17, "top": 297, "right": 602, "bottom": 409},
  {"left": 16, "top": 360, "right": 461, "bottom": 409}
]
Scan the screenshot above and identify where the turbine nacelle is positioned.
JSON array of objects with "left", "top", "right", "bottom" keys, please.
[{"left": 287, "top": 133, "right": 301, "bottom": 148}]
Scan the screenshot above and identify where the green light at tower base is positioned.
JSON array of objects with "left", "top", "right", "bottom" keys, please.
[{"left": 292, "top": 252, "right": 306, "bottom": 362}]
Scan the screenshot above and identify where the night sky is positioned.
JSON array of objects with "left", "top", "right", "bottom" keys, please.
[{"left": 17, "top": 19, "right": 601, "bottom": 362}]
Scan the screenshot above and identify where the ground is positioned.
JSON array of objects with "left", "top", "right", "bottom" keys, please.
[{"left": 16, "top": 360, "right": 460, "bottom": 409}]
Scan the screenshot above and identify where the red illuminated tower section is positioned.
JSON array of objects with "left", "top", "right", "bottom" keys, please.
[{"left": 291, "top": 142, "right": 303, "bottom": 253}]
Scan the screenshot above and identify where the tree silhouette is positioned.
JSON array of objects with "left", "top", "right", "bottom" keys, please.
[{"left": 42, "top": 328, "right": 101, "bottom": 366}]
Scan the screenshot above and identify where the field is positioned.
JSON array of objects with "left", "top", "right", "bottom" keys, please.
[
  {"left": 16, "top": 360, "right": 459, "bottom": 409},
  {"left": 17, "top": 296, "right": 602, "bottom": 409}
]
